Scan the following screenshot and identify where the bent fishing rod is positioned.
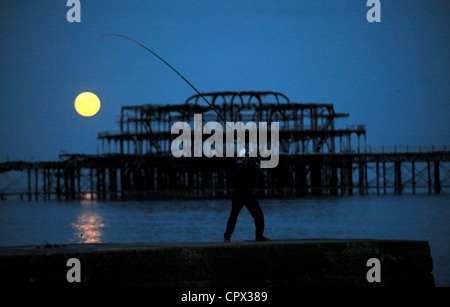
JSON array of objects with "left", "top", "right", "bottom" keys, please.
[{"left": 103, "top": 33, "right": 264, "bottom": 170}]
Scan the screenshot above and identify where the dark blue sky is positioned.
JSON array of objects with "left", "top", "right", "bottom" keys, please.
[{"left": 1, "top": 0, "right": 449, "bottom": 161}]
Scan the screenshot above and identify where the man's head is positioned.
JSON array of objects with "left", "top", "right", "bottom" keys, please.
[{"left": 238, "top": 148, "right": 248, "bottom": 162}]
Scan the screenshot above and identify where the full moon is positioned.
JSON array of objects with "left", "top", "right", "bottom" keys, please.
[{"left": 74, "top": 92, "right": 101, "bottom": 117}]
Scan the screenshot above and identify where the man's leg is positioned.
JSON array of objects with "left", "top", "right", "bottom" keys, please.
[
  {"left": 244, "top": 194, "right": 267, "bottom": 241},
  {"left": 224, "top": 192, "right": 244, "bottom": 241}
]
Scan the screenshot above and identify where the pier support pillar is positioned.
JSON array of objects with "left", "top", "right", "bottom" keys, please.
[
  {"left": 310, "top": 163, "right": 322, "bottom": 196},
  {"left": 434, "top": 161, "right": 441, "bottom": 194},
  {"left": 394, "top": 161, "right": 402, "bottom": 195}
]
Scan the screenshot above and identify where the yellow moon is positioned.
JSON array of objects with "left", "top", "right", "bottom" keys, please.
[{"left": 74, "top": 92, "right": 101, "bottom": 117}]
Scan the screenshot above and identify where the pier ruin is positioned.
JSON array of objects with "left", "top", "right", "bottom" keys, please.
[{"left": 1, "top": 91, "right": 449, "bottom": 200}]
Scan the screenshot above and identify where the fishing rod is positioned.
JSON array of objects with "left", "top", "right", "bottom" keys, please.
[
  {"left": 104, "top": 34, "right": 262, "bottom": 168},
  {"left": 104, "top": 34, "right": 229, "bottom": 127}
]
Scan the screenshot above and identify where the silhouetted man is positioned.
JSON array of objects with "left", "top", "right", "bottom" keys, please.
[{"left": 224, "top": 150, "right": 269, "bottom": 242}]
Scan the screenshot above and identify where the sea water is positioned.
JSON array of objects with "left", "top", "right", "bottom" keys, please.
[{"left": 0, "top": 195, "right": 448, "bottom": 286}]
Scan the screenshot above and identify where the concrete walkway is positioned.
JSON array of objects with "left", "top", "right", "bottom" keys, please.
[{"left": 0, "top": 239, "right": 434, "bottom": 286}]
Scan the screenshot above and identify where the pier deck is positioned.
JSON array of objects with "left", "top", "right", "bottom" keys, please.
[{"left": 1, "top": 151, "right": 449, "bottom": 200}]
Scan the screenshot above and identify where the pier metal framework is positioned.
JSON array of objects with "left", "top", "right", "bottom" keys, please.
[
  {"left": 1, "top": 91, "right": 449, "bottom": 200},
  {"left": 97, "top": 91, "right": 366, "bottom": 156}
]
